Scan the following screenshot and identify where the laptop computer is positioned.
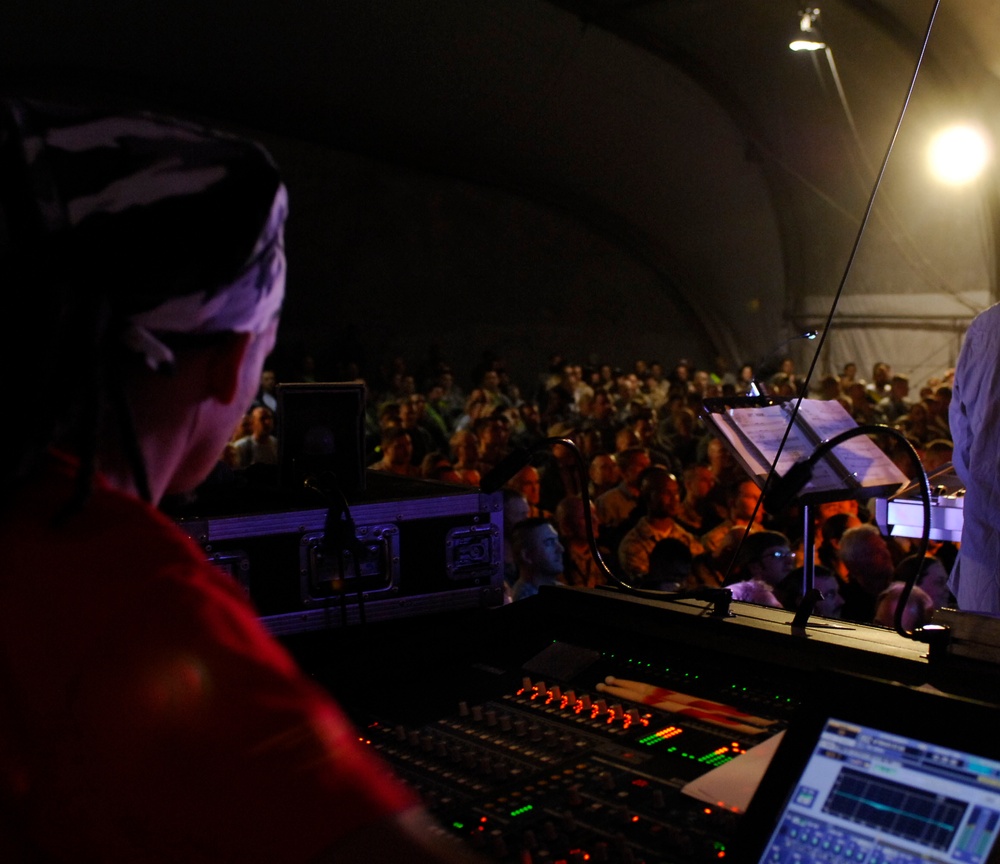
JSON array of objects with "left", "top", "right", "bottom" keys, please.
[{"left": 734, "top": 671, "right": 1000, "bottom": 864}]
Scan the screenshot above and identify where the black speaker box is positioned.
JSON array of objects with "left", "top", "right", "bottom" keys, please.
[{"left": 277, "top": 381, "right": 367, "bottom": 497}]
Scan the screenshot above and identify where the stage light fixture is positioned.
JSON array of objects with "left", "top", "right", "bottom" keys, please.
[{"left": 789, "top": 7, "right": 826, "bottom": 52}]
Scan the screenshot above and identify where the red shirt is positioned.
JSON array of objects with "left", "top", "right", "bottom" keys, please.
[{"left": 0, "top": 453, "right": 417, "bottom": 862}]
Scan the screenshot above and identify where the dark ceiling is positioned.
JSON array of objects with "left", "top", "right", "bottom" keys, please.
[{"left": 3, "top": 0, "right": 999, "bottom": 388}]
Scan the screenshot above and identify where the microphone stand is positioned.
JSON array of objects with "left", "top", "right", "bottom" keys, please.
[
  {"left": 748, "top": 329, "right": 818, "bottom": 395},
  {"left": 763, "top": 423, "right": 949, "bottom": 653}
]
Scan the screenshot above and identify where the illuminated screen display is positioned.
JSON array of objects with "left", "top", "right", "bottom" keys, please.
[{"left": 758, "top": 717, "right": 1000, "bottom": 864}]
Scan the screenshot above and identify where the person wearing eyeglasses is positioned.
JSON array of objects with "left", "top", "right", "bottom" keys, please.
[{"left": 724, "top": 530, "right": 797, "bottom": 595}]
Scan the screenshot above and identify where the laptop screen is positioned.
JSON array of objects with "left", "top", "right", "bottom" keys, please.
[
  {"left": 757, "top": 716, "right": 1000, "bottom": 864},
  {"left": 735, "top": 674, "right": 1000, "bottom": 864}
]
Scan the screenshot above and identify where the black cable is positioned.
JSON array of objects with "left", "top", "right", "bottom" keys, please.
[
  {"left": 489, "top": 437, "right": 734, "bottom": 613},
  {"left": 765, "top": 424, "right": 936, "bottom": 640},
  {"left": 304, "top": 472, "right": 367, "bottom": 627},
  {"left": 730, "top": 1, "right": 942, "bottom": 587}
]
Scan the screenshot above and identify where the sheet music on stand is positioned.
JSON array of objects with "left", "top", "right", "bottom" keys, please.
[{"left": 700, "top": 396, "right": 909, "bottom": 506}]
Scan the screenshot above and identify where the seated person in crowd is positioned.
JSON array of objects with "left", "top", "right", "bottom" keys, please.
[
  {"left": 502, "top": 488, "right": 532, "bottom": 595},
  {"left": 594, "top": 446, "right": 652, "bottom": 533},
  {"left": 506, "top": 463, "right": 551, "bottom": 519},
  {"left": 588, "top": 452, "right": 621, "bottom": 500},
  {"left": 774, "top": 565, "right": 845, "bottom": 619},
  {"left": 370, "top": 427, "right": 420, "bottom": 476},
  {"left": 509, "top": 517, "right": 567, "bottom": 602},
  {"left": 837, "top": 523, "right": 896, "bottom": 624},
  {"left": 645, "top": 537, "right": 694, "bottom": 591},
  {"left": 721, "top": 530, "right": 795, "bottom": 608},
  {"left": 701, "top": 479, "right": 767, "bottom": 574},
  {"left": 674, "top": 463, "right": 721, "bottom": 536},
  {"left": 873, "top": 582, "right": 936, "bottom": 631},
  {"left": 231, "top": 404, "right": 279, "bottom": 468},
  {"left": 618, "top": 466, "right": 705, "bottom": 583},
  {"left": 554, "top": 494, "right": 608, "bottom": 589},
  {"left": 892, "top": 553, "right": 955, "bottom": 610}
]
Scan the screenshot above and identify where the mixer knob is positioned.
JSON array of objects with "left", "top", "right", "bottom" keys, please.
[
  {"left": 529, "top": 723, "right": 543, "bottom": 741},
  {"left": 480, "top": 756, "right": 493, "bottom": 774},
  {"left": 543, "top": 729, "right": 558, "bottom": 748},
  {"left": 578, "top": 694, "right": 591, "bottom": 711},
  {"left": 407, "top": 730, "right": 421, "bottom": 747},
  {"left": 598, "top": 771, "right": 615, "bottom": 791},
  {"left": 471, "top": 705, "right": 483, "bottom": 722},
  {"left": 594, "top": 698, "right": 608, "bottom": 715},
  {"left": 499, "top": 714, "right": 513, "bottom": 732},
  {"left": 494, "top": 761, "right": 509, "bottom": 781},
  {"left": 522, "top": 676, "right": 533, "bottom": 690},
  {"left": 464, "top": 751, "right": 478, "bottom": 769},
  {"left": 490, "top": 830, "right": 508, "bottom": 858},
  {"left": 626, "top": 707, "right": 641, "bottom": 723},
  {"left": 420, "top": 735, "right": 434, "bottom": 752},
  {"left": 436, "top": 740, "right": 449, "bottom": 758},
  {"left": 562, "top": 689, "right": 576, "bottom": 706},
  {"left": 566, "top": 784, "right": 583, "bottom": 807},
  {"left": 514, "top": 719, "right": 528, "bottom": 736},
  {"left": 393, "top": 724, "right": 407, "bottom": 741},
  {"left": 458, "top": 701, "right": 470, "bottom": 717},
  {"left": 549, "top": 685, "right": 561, "bottom": 700},
  {"left": 614, "top": 833, "right": 635, "bottom": 863},
  {"left": 485, "top": 708, "right": 498, "bottom": 726}
]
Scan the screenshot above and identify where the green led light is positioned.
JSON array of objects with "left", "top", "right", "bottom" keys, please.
[
  {"left": 510, "top": 805, "right": 534, "bottom": 817},
  {"left": 452, "top": 822, "right": 465, "bottom": 830}
]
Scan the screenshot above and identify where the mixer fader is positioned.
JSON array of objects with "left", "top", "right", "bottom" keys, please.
[
  {"left": 283, "top": 586, "right": 1000, "bottom": 864},
  {"left": 355, "top": 638, "right": 798, "bottom": 863}
]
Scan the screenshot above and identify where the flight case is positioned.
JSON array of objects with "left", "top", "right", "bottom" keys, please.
[{"left": 174, "top": 471, "right": 504, "bottom": 636}]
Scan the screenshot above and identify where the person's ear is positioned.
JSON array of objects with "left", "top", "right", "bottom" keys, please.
[{"left": 207, "top": 332, "right": 253, "bottom": 405}]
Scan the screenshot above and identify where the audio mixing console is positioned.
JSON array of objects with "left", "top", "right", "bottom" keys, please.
[{"left": 281, "top": 586, "right": 1000, "bottom": 864}]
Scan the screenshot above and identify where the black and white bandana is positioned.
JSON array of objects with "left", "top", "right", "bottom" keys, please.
[{"left": 0, "top": 97, "right": 287, "bottom": 369}]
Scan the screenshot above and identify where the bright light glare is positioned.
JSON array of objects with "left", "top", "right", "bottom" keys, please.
[
  {"left": 789, "top": 38, "right": 825, "bottom": 52},
  {"left": 928, "top": 125, "right": 991, "bottom": 185}
]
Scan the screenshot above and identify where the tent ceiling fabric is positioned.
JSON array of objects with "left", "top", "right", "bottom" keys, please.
[{"left": 2, "top": 0, "right": 999, "bottom": 387}]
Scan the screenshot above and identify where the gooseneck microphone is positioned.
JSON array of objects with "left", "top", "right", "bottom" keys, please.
[{"left": 762, "top": 423, "right": 943, "bottom": 643}]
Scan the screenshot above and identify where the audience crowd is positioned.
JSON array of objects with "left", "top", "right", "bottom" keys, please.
[{"left": 226, "top": 348, "right": 958, "bottom": 631}]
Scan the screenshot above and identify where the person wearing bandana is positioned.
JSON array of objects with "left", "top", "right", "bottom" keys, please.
[{"left": 0, "top": 96, "right": 482, "bottom": 864}]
